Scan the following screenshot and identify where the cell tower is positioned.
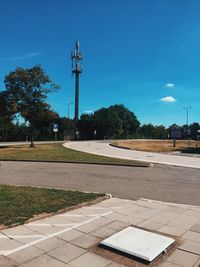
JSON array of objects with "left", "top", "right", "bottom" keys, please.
[{"left": 71, "top": 41, "right": 83, "bottom": 124}]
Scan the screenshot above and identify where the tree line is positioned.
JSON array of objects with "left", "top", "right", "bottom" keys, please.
[{"left": 0, "top": 65, "right": 199, "bottom": 143}]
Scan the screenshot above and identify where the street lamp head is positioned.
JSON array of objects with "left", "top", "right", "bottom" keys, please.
[{"left": 183, "top": 106, "right": 192, "bottom": 110}]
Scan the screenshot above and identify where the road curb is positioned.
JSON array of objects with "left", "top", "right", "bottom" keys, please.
[{"left": 0, "top": 158, "right": 151, "bottom": 168}]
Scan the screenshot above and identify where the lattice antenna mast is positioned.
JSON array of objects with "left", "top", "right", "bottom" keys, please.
[{"left": 71, "top": 41, "right": 83, "bottom": 124}]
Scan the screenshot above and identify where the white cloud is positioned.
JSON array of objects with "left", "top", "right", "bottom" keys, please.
[
  {"left": 1, "top": 52, "right": 42, "bottom": 61},
  {"left": 160, "top": 96, "right": 177, "bottom": 103},
  {"left": 166, "top": 83, "right": 175, "bottom": 88},
  {"left": 83, "top": 110, "right": 94, "bottom": 114}
]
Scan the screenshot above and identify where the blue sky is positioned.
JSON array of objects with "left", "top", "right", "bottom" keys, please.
[{"left": 0, "top": 0, "right": 200, "bottom": 127}]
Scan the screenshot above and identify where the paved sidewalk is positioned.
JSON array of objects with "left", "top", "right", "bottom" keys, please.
[
  {"left": 1, "top": 198, "right": 200, "bottom": 266},
  {"left": 64, "top": 140, "right": 200, "bottom": 169}
]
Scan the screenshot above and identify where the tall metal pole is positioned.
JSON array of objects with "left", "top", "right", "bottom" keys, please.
[
  {"left": 183, "top": 106, "right": 192, "bottom": 144},
  {"left": 75, "top": 72, "right": 79, "bottom": 122},
  {"left": 71, "top": 41, "right": 83, "bottom": 125},
  {"left": 68, "top": 101, "right": 73, "bottom": 118},
  {"left": 183, "top": 106, "right": 191, "bottom": 128}
]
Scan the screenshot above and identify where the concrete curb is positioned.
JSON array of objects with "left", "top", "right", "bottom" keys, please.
[{"left": 0, "top": 158, "right": 151, "bottom": 168}]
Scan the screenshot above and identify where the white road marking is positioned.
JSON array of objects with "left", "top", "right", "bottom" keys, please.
[
  {"left": 0, "top": 211, "right": 113, "bottom": 256},
  {"left": 26, "top": 223, "right": 52, "bottom": 227},
  {"left": 0, "top": 234, "right": 8, "bottom": 239},
  {"left": 83, "top": 207, "right": 108, "bottom": 209},
  {"left": 8, "top": 235, "right": 44, "bottom": 239},
  {"left": 84, "top": 206, "right": 122, "bottom": 210},
  {"left": 58, "top": 214, "right": 84, "bottom": 217},
  {"left": 27, "top": 223, "right": 74, "bottom": 227}
]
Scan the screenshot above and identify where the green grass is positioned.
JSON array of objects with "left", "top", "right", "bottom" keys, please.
[
  {"left": 0, "top": 184, "right": 104, "bottom": 226},
  {"left": 0, "top": 143, "right": 147, "bottom": 166}
]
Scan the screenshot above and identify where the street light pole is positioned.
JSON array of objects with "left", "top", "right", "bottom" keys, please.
[
  {"left": 183, "top": 106, "right": 191, "bottom": 127},
  {"left": 183, "top": 106, "right": 192, "bottom": 144},
  {"left": 68, "top": 101, "right": 74, "bottom": 118}
]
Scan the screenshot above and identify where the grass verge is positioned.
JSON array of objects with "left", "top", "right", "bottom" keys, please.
[
  {"left": 112, "top": 140, "right": 200, "bottom": 153},
  {"left": 0, "top": 184, "right": 105, "bottom": 226},
  {"left": 0, "top": 143, "right": 148, "bottom": 166}
]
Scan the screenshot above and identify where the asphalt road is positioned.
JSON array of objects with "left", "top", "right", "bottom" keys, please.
[{"left": 1, "top": 161, "right": 200, "bottom": 206}]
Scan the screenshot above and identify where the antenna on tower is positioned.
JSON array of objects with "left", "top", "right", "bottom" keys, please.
[{"left": 71, "top": 40, "right": 83, "bottom": 124}]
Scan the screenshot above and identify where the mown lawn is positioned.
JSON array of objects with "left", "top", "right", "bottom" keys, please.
[
  {"left": 0, "top": 184, "right": 104, "bottom": 226},
  {"left": 0, "top": 143, "right": 147, "bottom": 166}
]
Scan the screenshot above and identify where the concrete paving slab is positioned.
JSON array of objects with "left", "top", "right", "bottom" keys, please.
[
  {"left": 0, "top": 256, "right": 16, "bottom": 267},
  {"left": 181, "top": 230, "right": 200, "bottom": 243},
  {"left": 133, "top": 199, "right": 167, "bottom": 210},
  {"left": 75, "top": 221, "right": 101, "bottom": 233},
  {"left": 137, "top": 220, "right": 163, "bottom": 231},
  {"left": 0, "top": 239, "right": 23, "bottom": 252},
  {"left": 105, "top": 221, "right": 129, "bottom": 231},
  {"left": 183, "top": 209, "right": 200, "bottom": 218},
  {"left": 10, "top": 236, "right": 44, "bottom": 245},
  {"left": 158, "top": 225, "right": 186, "bottom": 237},
  {"left": 194, "top": 258, "right": 200, "bottom": 267},
  {"left": 70, "top": 233, "right": 100, "bottom": 248},
  {"left": 134, "top": 207, "right": 160, "bottom": 220},
  {"left": 42, "top": 215, "right": 79, "bottom": 225},
  {"left": 149, "top": 211, "right": 179, "bottom": 224},
  {"left": 158, "top": 262, "right": 182, "bottom": 267},
  {"left": 34, "top": 226, "right": 68, "bottom": 236},
  {"left": 17, "top": 254, "right": 66, "bottom": 267},
  {"left": 179, "top": 240, "right": 200, "bottom": 255},
  {"left": 90, "top": 226, "right": 117, "bottom": 239},
  {"left": 47, "top": 243, "right": 86, "bottom": 264},
  {"left": 165, "top": 249, "right": 199, "bottom": 267},
  {"left": 107, "top": 263, "right": 126, "bottom": 267},
  {"left": 168, "top": 214, "right": 199, "bottom": 230},
  {"left": 68, "top": 252, "right": 111, "bottom": 267},
  {"left": 6, "top": 246, "right": 44, "bottom": 265},
  {"left": 1, "top": 226, "right": 35, "bottom": 236},
  {"left": 57, "top": 229, "right": 84, "bottom": 242},
  {"left": 103, "top": 212, "right": 143, "bottom": 225},
  {"left": 190, "top": 223, "right": 200, "bottom": 233},
  {"left": 34, "top": 237, "right": 67, "bottom": 252},
  {"left": 161, "top": 206, "right": 186, "bottom": 214}
]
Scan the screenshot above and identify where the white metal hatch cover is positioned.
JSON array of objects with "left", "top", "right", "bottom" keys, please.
[{"left": 100, "top": 226, "right": 175, "bottom": 262}]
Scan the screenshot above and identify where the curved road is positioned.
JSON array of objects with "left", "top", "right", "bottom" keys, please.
[
  {"left": 1, "top": 160, "right": 200, "bottom": 206},
  {"left": 64, "top": 140, "right": 200, "bottom": 169}
]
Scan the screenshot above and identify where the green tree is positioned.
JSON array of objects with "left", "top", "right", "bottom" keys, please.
[
  {"left": 0, "top": 91, "right": 17, "bottom": 141},
  {"left": 190, "top": 122, "right": 200, "bottom": 140},
  {"left": 4, "top": 65, "right": 59, "bottom": 146},
  {"left": 78, "top": 114, "right": 95, "bottom": 140},
  {"left": 78, "top": 104, "right": 140, "bottom": 140}
]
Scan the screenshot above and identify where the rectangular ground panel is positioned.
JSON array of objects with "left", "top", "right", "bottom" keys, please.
[{"left": 100, "top": 226, "right": 175, "bottom": 262}]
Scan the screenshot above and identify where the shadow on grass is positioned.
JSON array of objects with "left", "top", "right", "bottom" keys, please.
[{"left": 179, "top": 147, "right": 200, "bottom": 154}]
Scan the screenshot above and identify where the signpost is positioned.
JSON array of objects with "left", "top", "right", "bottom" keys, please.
[
  {"left": 197, "top": 130, "right": 200, "bottom": 140},
  {"left": 53, "top": 124, "right": 58, "bottom": 142},
  {"left": 171, "top": 126, "right": 182, "bottom": 147},
  {"left": 94, "top": 130, "right": 97, "bottom": 140}
]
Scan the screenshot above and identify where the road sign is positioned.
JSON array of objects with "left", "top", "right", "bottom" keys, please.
[
  {"left": 171, "top": 127, "right": 182, "bottom": 139},
  {"left": 53, "top": 124, "right": 58, "bottom": 132}
]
